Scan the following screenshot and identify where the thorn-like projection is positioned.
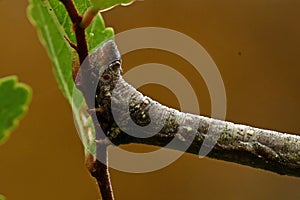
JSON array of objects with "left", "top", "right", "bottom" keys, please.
[
  {"left": 95, "top": 138, "right": 111, "bottom": 146},
  {"left": 88, "top": 107, "right": 105, "bottom": 114}
]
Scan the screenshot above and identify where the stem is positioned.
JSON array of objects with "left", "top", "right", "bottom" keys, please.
[
  {"left": 59, "top": 0, "right": 115, "bottom": 199},
  {"left": 80, "top": 6, "right": 99, "bottom": 29}
]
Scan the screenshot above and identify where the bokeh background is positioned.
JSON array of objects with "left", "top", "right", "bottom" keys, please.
[{"left": 1, "top": 0, "right": 300, "bottom": 199}]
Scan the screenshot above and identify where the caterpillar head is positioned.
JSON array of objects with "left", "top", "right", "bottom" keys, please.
[
  {"left": 88, "top": 40, "right": 123, "bottom": 105},
  {"left": 90, "top": 39, "right": 122, "bottom": 83}
]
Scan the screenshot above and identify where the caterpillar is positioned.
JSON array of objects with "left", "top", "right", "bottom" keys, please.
[{"left": 83, "top": 39, "right": 300, "bottom": 176}]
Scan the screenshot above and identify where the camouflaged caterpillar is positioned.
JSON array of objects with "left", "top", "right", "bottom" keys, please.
[{"left": 87, "top": 40, "right": 300, "bottom": 177}]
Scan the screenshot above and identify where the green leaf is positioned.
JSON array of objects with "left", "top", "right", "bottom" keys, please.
[
  {"left": 86, "top": 13, "right": 114, "bottom": 52},
  {"left": 91, "top": 0, "right": 136, "bottom": 11},
  {"left": 0, "top": 194, "right": 5, "bottom": 200},
  {"left": 27, "top": 0, "right": 114, "bottom": 154},
  {"left": 27, "top": 0, "right": 74, "bottom": 102},
  {"left": 0, "top": 76, "right": 31, "bottom": 145}
]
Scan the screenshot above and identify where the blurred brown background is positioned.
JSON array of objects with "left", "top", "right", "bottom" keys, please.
[{"left": 1, "top": 0, "right": 300, "bottom": 199}]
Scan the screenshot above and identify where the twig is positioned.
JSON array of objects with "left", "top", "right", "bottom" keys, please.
[{"left": 59, "top": 0, "right": 115, "bottom": 199}]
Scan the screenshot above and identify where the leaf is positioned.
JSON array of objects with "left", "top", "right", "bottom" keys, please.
[
  {"left": 27, "top": 0, "right": 114, "bottom": 154},
  {"left": 0, "top": 194, "right": 5, "bottom": 200},
  {"left": 0, "top": 76, "right": 31, "bottom": 144},
  {"left": 27, "top": 0, "right": 74, "bottom": 102},
  {"left": 91, "top": 0, "right": 136, "bottom": 11},
  {"left": 86, "top": 13, "right": 114, "bottom": 52}
]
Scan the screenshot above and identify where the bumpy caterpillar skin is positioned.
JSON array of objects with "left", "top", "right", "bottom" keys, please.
[{"left": 90, "top": 40, "right": 300, "bottom": 177}]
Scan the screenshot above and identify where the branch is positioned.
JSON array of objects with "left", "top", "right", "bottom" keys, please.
[
  {"left": 59, "top": 1, "right": 115, "bottom": 199},
  {"left": 93, "top": 40, "right": 300, "bottom": 177}
]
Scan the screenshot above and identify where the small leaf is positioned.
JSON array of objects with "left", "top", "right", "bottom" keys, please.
[
  {"left": 0, "top": 194, "right": 5, "bottom": 200},
  {"left": 91, "top": 0, "right": 136, "bottom": 12},
  {"left": 86, "top": 13, "right": 114, "bottom": 52},
  {"left": 0, "top": 76, "right": 31, "bottom": 144}
]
